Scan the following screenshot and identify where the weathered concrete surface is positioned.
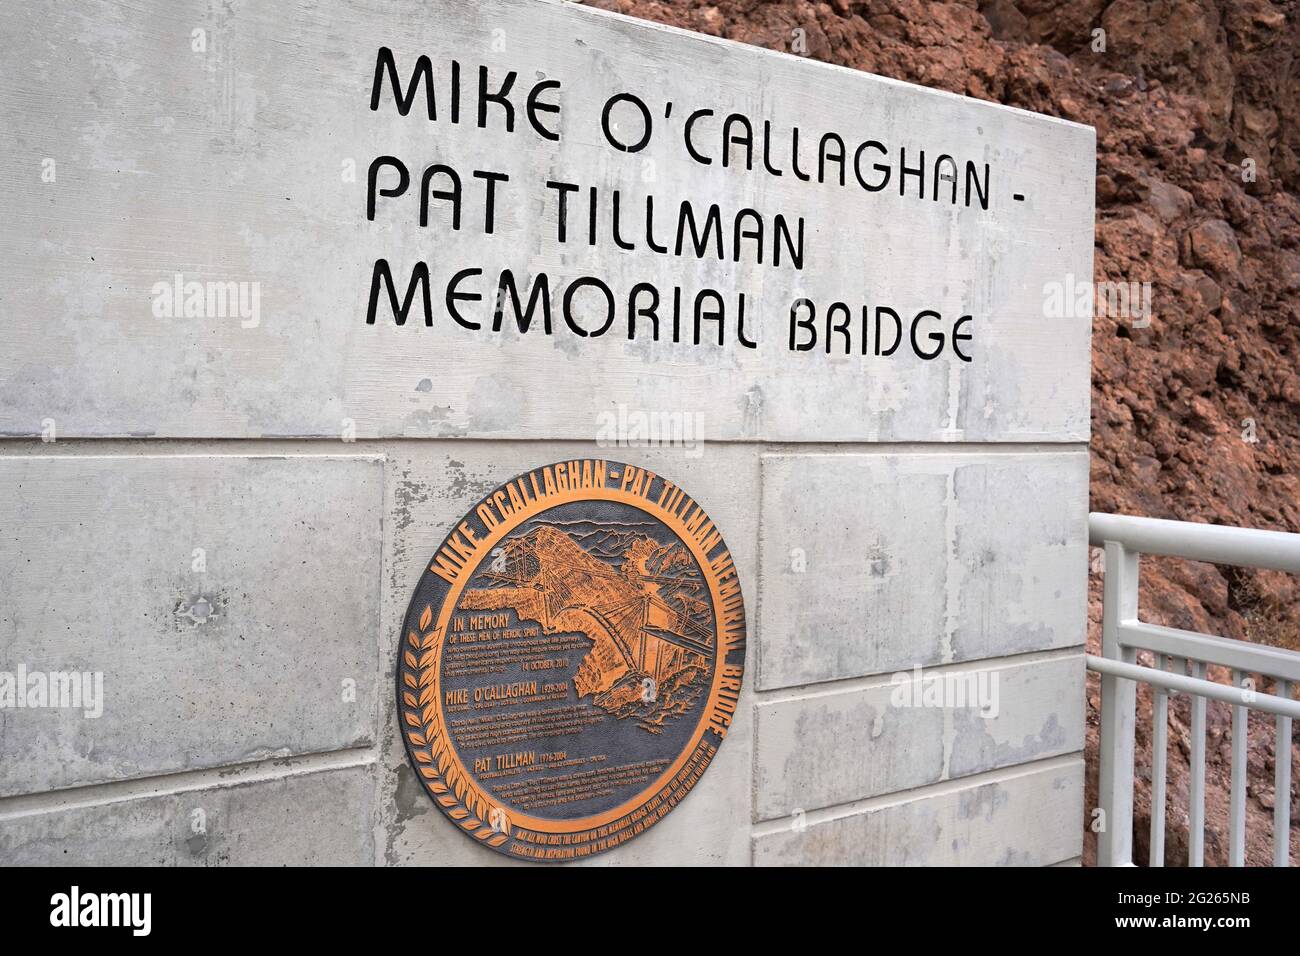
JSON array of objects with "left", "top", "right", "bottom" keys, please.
[
  {"left": 0, "top": 445, "right": 1088, "bottom": 864},
  {"left": 0, "top": 760, "right": 376, "bottom": 866},
  {"left": 0, "top": 0, "right": 1092, "bottom": 443},
  {"left": 757, "top": 451, "right": 1089, "bottom": 689},
  {"left": 753, "top": 651, "right": 1084, "bottom": 821},
  {"left": 752, "top": 756, "right": 1083, "bottom": 866},
  {"left": 0, "top": 455, "right": 383, "bottom": 797}
]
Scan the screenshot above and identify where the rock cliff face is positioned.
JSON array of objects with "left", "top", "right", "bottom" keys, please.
[{"left": 587, "top": 0, "right": 1300, "bottom": 865}]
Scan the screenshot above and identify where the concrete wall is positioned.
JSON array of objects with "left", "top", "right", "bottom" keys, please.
[{"left": 0, "top": 0, "right": 1093, "bottom": 865}]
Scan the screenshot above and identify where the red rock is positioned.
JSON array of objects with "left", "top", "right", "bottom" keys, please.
[
  {"left": 1185, "top": 218, "right": 1244, "bottom": 276},
  {"left": 1147, "top": 178, "right": 1193, "bottom": 223}
]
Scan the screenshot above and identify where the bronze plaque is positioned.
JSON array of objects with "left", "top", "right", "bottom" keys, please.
[{"left": 397, "top": 459, "right": 746, "bottom": 860}]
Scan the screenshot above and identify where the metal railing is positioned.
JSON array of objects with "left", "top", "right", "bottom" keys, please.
[{"left": 1089, "top": 512, "right": 1300, "bottom": 867}]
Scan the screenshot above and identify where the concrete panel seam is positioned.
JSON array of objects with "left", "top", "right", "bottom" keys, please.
[
  {"left": 753, "top": 646, "right": 1084, "bottom": 704},
  {"left": 371, "top": 454, "right": 389, "bottom": 772},
  {"left": 0, "top": 746, "right": 377, "bottom": 822},
  {"left": 749, "top": 751, "right": 1083, "bottom": 836},
  {"left": 0, "top": 440, "right": 1089, "bottom": 456},
  {"left": 0, "top": 451, "right": 387, "bottom": 463},
  {"left": 759, "top": 444, "right": 1090, "bottom": 458}
]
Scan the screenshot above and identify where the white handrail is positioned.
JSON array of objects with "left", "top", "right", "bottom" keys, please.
[
  {"left": 1087, "top": 655, "right": 1300, "bottom": 719},
  {"left": 1089, "top": 512, "right": 1300, "bottom": 868},
  {"left": 1089, "top": 512, "right": 1300, "bottom": 573}
]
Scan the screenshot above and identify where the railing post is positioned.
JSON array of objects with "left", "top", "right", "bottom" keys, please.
[
  {"left": 1189, "top": 661, "right": 1207, "bottom": 866},
  {"left": 1149, "top": 654, "right": 1172, "bottom": 866},
  {"left": 1229, "top": 669, "right": 1248, "bottom": 866},
  {"left": 1097, "top": 539, "right": 1138, "bottom": 866},
  {"left": 1277, "top": 679, "right": 1293, "bottom": 867}
]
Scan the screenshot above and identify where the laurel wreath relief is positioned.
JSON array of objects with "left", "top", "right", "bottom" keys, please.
[{"left": 401, "top": 602, "right": 511, "bottom": 848}]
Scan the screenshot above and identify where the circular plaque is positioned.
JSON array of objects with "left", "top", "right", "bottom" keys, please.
[{"left": 397, "top": 458, "right": 746, "bottom": 861}]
